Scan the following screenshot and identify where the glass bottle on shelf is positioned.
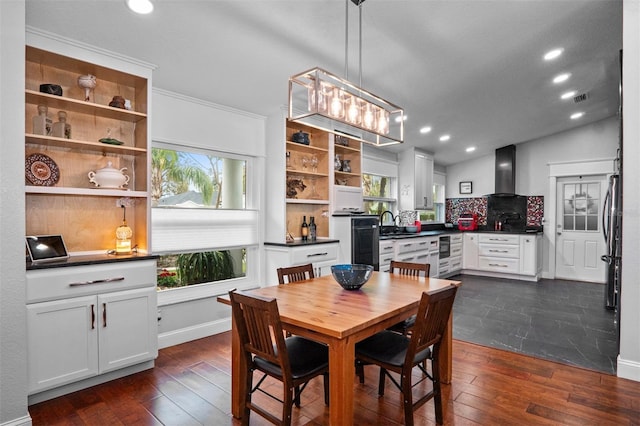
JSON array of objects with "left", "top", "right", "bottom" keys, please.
[
  {"left": 32, "top": 104, "right": 52, "bottom": 136},
  {"left": 301, "top": 215, "right": 309, "bottom": 242},
  {"left": 52, "top": 111, "right": 71, "bottom": 139},
  {"left": 342, "top": 159, "right": 351, "bottom": 173},
  {"left": 309, "top": 216, "right": 317, "bottom": 241}
]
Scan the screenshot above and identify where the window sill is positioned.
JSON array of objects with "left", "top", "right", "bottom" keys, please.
[{"left": 157, "top": 276, "right": 256, "bottom": 306}]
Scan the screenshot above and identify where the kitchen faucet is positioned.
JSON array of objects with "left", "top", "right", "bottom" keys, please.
[{"left": 379, "top": 210, "right": 397, "bottom": 226}]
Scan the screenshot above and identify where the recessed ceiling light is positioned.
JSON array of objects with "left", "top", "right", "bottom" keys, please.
[
  {"left": 395, "top": 115, "right": 407, "bottom": 123},
  {"left": 561, "top": 90, "right": 577, "bottom": 100},
  {"left": 126, "top": 0, "right": 154, "bottom": 14},
  {"left": 570, "top": 112, "right": 584, "bottom": 120},
  {"left": 439, "top": 134, "right": 450, "bottom": 142},
  {"left": 544, "top": 48, "right": 564, "bottom": 61},
  {"left": 553, "top": 73, "right": 571, "bottom": 84},
  {"left": 419, "top": 126, "right": 432, "bottom": 134},
  {"left": 466, "top": 146, "right": 476, "bottom": 153}
]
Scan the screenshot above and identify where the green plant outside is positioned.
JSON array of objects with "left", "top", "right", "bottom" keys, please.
[{"left": 175, "top": 250, "right": 235, "bottom": 285}]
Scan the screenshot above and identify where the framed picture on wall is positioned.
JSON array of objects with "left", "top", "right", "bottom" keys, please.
[{"left": 459, "top": 181, "right": 472, "bottom": 194}]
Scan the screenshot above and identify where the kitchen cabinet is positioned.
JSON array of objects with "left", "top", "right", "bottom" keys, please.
[
  {"left": 398, "top": 148, "right": 434, "bottom": 211},
  {"left": 520, "top": 234, "right": 543, "bottom": 276},
  {"left": 25, "top": 34, "right": 153, "bottom": 254},
  {"left": 462, "top": 232, "right": 542, "bottom": 281},
  {"left": 26, "top": 259, "right": 158, "bottom": 400},
  {"left": 441, "top": 234, "right": 463, "bottom": 278},
  {"left": 379, "top": 240, "right": 396, "bottom": 272},
  {"left": 463, "top": 233, "right": 479, "bottom": 269},
  {"left": 264, "top": 242, "right": 339, "bottom": 285},
  {"left": 384, "top": 236, "right": 439, "bottom": 277}
]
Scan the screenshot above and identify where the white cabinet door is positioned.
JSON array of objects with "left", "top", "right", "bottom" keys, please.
[
  {"left": 27, "top": 296, "right": 99, "bottom": 393},
  {"left": 463, "top": 233, "right": 479, "bottom": 269},
  {"left": 520, "top": 235, "right": 541, "bottom": 276},
  {"left": 98, "top": 288, "right": 158, "bottom": 374},
  {"left": 414, "top": 153, "right": 434, "bottom": 210}
]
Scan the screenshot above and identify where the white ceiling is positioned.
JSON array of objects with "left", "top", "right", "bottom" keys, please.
[{"left": 25, "top": 0, "right": 622, "bottom": 166}]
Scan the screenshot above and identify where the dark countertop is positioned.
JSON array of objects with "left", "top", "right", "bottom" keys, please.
[
  {"left": 379, "top": 228, "right": 542, "bottom": 240},
  {"left": 26, "top": 253, "right": 160, "bottom": 270},
  {"left": 264, "top": 238, "right": 340, "bottom": 248}
]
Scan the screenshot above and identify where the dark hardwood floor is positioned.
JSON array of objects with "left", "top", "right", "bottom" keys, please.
[{"left": 29, "top": 331, "right": 640, "bottom": 425}]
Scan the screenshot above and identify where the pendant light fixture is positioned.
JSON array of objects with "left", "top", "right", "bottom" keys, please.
[{"left": 288, "top": 0, "right": 404, "bottom": 146}]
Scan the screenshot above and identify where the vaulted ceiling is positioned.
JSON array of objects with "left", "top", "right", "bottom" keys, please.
[{"left": 25, "top": 0, "right": 622, "bottom": 165}]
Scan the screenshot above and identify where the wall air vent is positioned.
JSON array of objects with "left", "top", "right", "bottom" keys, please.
[{"left": 573, "top": 92, "right": 589, "bottom": 103}]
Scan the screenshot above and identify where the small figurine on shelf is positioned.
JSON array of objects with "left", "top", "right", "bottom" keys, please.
[
  {"left": 342, "top": 159, "right": 351, "bottom": 173},
  {"left": 77, "top": 74, "right": 97, "bottom": 102},
  {"left": 32, "top": 104, "right": 52, "bottom": 136},
  {"left": 99, "top": 128, "right": 124, "bottom": 145},
  {"left": 334, "top": 154, "right": 342, "bottom": 171},
  {"left": 109, "top": 95, "right": 126, "bottom": 109},
  {"left": 52, "top": 111, "right": 71, "bottom": 139}
]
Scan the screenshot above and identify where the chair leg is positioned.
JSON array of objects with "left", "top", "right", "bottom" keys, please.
[
  {"left": 293, "top": 385, "right": 301, "bottom": 408},
  {"left": 356, "top": 360, "right": 365, "bottom": 384},
  {"left": 401, "top": 372, "right": 415, "bottom": 426},
  {"left": 432, "top": 356, "right": 444, "bottom": 424},
  {"left": 283, "top": 386, "right": 294, "bottom": 426},
  {"left": 378, "top": 368, "right": 386, "bottom": 396},
  {"left": 241, "top": 369, "right": 253, "bottom": 426},
  {"left": 323, "top": 372, "right": 329, "bottom": 405}
]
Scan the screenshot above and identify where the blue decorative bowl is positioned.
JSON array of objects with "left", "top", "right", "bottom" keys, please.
[{"left": 331, "top": 264, "right": 374, "bottom": 290}]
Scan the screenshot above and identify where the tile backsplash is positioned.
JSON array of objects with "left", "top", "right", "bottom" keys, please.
[{"left": 446, "top": 196, "right": 543, "bottom": 227}]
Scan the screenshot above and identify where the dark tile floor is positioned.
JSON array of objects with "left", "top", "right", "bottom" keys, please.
[{"left": 451, "top": 274, "right": 618, "bottom": 374}]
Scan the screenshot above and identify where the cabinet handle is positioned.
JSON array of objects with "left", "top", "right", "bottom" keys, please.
[
  {"left": 488, "top": 249, "right": 509, "bottom": 253},
  {"left": 91, "top": 304, "right": 95, "bottom": 330},
  {"left": 418, "top": 242, "right": 427, "bottom": 246},
  {"left": 488, "top": 263, "right": 508, "bottom": 268},
  {"left": 488, "top": 238, "right": 509, "bottom": 242},
  {"left": 401, "top": 257, "right": 414, "bottom": 261},
  {"left": 306, "top": 252, "right": 328, "bottom": 258},
  {"left": 69, "top": 276, "right": 125, "bottom": 286},
  {"left": 401, "top": 243, "right": 412, "bottom": 248},
  {"left": 103, "top": 303, "right": 107, "bottom": 327}
]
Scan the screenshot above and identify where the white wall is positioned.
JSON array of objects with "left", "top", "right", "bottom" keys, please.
[
  {"left": 0, "top": 1, "right": 30, "bottom": 424},
  {"left": 618, "top": 0, "right": 640, "bottom": 382},
  {"left": 445, "top": 153, "right": 495, "bottom": 198}
]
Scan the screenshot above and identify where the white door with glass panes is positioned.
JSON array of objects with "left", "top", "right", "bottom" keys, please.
[{"left": 555, "top": 176, "right": 606, "bottom": 282}]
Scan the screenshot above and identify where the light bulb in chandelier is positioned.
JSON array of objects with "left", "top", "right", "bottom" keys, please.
[
  {"left": 329, "top": 87, "right": 345, "bottom": 119},
  {"left": 346, "top": 95, "right": 361, "bottom": 125},
  {"left": 362, "top": 103, "right": 376, "bottom": 130}
]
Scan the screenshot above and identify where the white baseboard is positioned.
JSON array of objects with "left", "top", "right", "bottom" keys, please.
[
  {"left": 1, "top": 415, "right": 32, "bottom": 426},
  {"left": 617, "top": 354, "right": 640, "bottom": 382},
  {"left": 158, "top": 317, "right": 231, "bottom": 349}
]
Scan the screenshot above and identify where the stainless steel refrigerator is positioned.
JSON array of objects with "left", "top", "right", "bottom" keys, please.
[{"left": 601, "top": 173, "right": 621, "bottom": 311}]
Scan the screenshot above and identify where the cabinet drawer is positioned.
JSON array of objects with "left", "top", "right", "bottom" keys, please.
[
  {"left": 379, "top": 241, "right": 396, "bottom": 255},
  {"left": 291, "top": 244, "right": 338, "bottom": 265},
  {"left": 396, "top": 240, "right": 417, "bottom": 254},
  {"left": 450, "top": 234, "right": 463, "bottom": 244},
  {"left": 380, "top": 253, "right": 395, "bottom": 265},
  {"left": 449, "top": 256, "right": 462, "bottom": 271},
  {"left": 439, "top": 258, "right": 450, "bottom": 275},
  {"left": 479, "top": 234, "right": 520, "bottom": 245},
  {"left": 26, "top": 260, "right": 157, "bottom": 303},
  {"left": 479, "top": 243, "right": 519, "bottom": 258},
  {"left": 413, "top": 238, "right": 432, "bottom": 252},
  {"left": 450, "top": 242, "right": 463, "bottom": 257},
  {"left": 479, "top": 256, "right": 519, "bottom": 273},
  {"left": 412, "top": 250, "right": 430, "bottom": 264}
]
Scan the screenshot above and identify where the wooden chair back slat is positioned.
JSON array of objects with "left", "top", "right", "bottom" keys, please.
[
  {"left": 277, "top": 263, "right": 315, "bottom": 284},
  {"left": 389, "top": 260, "right": 430, "bottom": 277}
]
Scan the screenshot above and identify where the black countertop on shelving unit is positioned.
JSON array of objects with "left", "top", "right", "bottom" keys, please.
[
  {"left": 26, "top": 253, "right": 160, "bottom": 270},
  {"left": 264, "top": 238, "right": 341, "bottom": 248}
]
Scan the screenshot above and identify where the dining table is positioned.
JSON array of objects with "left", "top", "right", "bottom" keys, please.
[{"left": 217, "top": 271, "right": 462, "bottom": 426}]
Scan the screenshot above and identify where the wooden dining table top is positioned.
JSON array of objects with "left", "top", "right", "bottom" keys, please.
[{"left": 219, "top": 271, "right": 461, "bottom": 339}]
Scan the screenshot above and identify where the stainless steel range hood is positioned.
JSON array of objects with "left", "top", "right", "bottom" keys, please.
[{"left": 494, "top": 144, "right": 516, "bottom": 196}]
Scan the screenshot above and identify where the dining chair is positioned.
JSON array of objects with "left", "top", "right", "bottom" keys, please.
[
  {"left": 229, "top": 290, "right": 329, "bottom": 426},
  {"left": 277, "top": 263, "right": 314, "bottom": 284},
  {"left": 355, "top": 285, "right": 458, "bottom": 426},
  {"left": 356, "top": 260, "right": 432, "bottom": 384},
  {"left": 388, "top": 261, "right": 431, "bottom": 335}
]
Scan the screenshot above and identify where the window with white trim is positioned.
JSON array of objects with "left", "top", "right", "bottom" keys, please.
[
  {"left": 362, "top": 173, "right": 397, "bottom": 216},
  {"left": 151, "top": 144, "right": 258, "bottom": 300}
]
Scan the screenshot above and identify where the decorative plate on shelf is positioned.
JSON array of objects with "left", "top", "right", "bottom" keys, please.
[{"left": 25, "top": 153, "right": 60, "bottom": 186}]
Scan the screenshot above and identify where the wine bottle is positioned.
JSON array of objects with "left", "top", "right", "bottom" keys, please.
[
  {"left": 301, "top": 215, "right": 309, "bottom": 242},
  {"left": 309, "top": 216, "right": 317, "bottom": 241}
]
